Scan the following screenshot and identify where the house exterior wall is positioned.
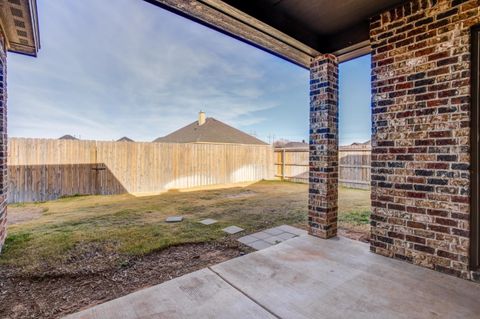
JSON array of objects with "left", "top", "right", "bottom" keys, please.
[
  {"left": 0, "top": 30, "right": 7, "bottom": 252},
  {"left": 308, "top": 54, "right": 339, "bottom": 239},
  {"left": 370, "top": 0, "right": 480, "bottom": 280}
]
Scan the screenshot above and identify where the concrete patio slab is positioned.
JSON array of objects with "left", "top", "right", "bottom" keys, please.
[
  {"left": 277, "top": 232, "right": 297, "bottom": 240},
  {"left": 263, "top": 235, "right": 284, "bottom": 245},
  {"left": 238, "top": 225, "right": 306, "bottom": 250},
  {"left": 263, "top": 227, "right": 284, "bottom": 236},
  {"left": 222, "top": 225, "right": 244, "bottom": 234},
  {"left": 65, "top": 235, "right": 480, "bottom": 319},
  {"left": 199, "top": 218, "right": 217, "bottom": 225},
  {"left": 237, "top": 235, "right": 258, "bottom": 245},
  {"left": 250, "top": 231, "right": 271, "bottom": 240},
  {"left": 213, "top": 236, "right": 480, "bottom": 319},
  {"left": 275, "top": 224, "right": 307, "bottom": 236},
  {"left": 247, "top": 240, "right": 273, "bottom": 250},
  {"left": 64, "top": 269, "right": 275, "bottom": 319}
]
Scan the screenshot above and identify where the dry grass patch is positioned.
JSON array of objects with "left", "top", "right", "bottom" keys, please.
[
  {"left": 338, "top": 187, "right": 371, "bottom": 241},
  {"left": 2, "top": 181, "right": 307, "bottom": 274},
  {"left": 2, "top": 181, "right": 371, "bottom": 274}
]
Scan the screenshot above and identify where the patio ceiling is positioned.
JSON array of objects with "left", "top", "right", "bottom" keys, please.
[{"left": 146, "top": 0, "right": 407, "bottom": 67}]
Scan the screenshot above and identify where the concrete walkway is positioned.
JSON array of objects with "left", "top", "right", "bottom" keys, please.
[
  {"left": 66, "top": 235, "right": 480, "bottom": 319},
  {"left": 238, "top": 224, "right": 308, "bottom": 250}
]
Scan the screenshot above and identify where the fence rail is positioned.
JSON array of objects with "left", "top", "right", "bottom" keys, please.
[
  {"left": 8, "top": 138, "right": 274, "bottom": 203},
  {"left": 274, "top": 145, "right": 371, "bottom": 189}
]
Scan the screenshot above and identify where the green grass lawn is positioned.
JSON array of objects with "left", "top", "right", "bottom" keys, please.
[
  {"left": 2, "top": 181, "right": 370, "bottom": 273},
  {"left": 338, "top": 186, "right": 371, "bottom": 235}
]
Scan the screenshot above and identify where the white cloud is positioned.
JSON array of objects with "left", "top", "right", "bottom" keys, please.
[{"left": 7, "top": 0, "right": 308, "bottom": 142}]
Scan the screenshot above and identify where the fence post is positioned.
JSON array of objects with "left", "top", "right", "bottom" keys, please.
[{"left": 282, "top": 149, "right": 286, "bottom": 180}]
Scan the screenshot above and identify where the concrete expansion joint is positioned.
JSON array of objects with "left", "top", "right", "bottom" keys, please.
[{"left": 207, "top": 266, "right": 283, "bottom": 319}]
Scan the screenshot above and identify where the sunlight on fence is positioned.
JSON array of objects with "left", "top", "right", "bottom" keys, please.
[{"left": 8, "top": 138, "right": 274, "bottom": 203}]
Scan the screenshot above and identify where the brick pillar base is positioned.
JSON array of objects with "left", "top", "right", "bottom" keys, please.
[{"left": 308, "top": 54, "right": 339, "bottom": 239}]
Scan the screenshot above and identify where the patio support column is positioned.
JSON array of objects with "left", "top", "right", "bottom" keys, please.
[
  {"left": 308, "top": 54, "right": 338, "bottom": 239},
  {"left": 0, "top": 31, "right": 7, "bottom": 252}
]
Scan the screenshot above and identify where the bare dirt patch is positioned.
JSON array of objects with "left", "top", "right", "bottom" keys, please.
[
  {"left": 0, "top": 238, "right": 251, "bottom": 319},
  {"left": 7, "top": 207, "right": 45, "bottom": 225}
]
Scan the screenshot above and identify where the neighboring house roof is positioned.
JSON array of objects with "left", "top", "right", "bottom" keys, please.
[
  {"left": 58, "top": 134, "right": 78, "bottom": 140},
  {"left": 154, "top": 117, "right": 268, "bottom": 145},
  {"left": 340, "top": 140, "right": 371, "bottom": 151},
  {"left": 117, "top": 136, "right": 134, "bottom": 142},
  {"left": 283, "top": 141, "right": 308, "bottom": 149},
  {"left": 350, "top": 140, "right": 371, "bottom": 146}
]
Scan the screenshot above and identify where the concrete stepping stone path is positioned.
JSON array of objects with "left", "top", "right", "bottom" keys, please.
[
  {"left": 165, "top": 216, "right": 184, "bottom": 223},
  {"left": 222, "top": 226, "right": 244, "bottom": 234},
  {"left": 237, "top": 225, "right": 307, "bottom": 250},
  {"left": 199, "top": 218, "right": 217, "bottom": 225}
]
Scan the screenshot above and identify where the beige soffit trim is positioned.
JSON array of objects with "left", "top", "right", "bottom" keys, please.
[
  {"left": 28, "top": 0, "right": 40, "bottom": 52},
  {"left": 334, "top": 40, "right": 371, "bottom": 63}
]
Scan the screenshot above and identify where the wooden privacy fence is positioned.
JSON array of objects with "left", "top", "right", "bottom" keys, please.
[
  {"left": 8, "top": 138, "right": 274, "bottom": 203},
  {"left": 274, "top": 144, "right": 371, "bottom": 189},
  {"left": 338, "top": 144, "right": 371, "bottom": 189},
  {"left": 274, "top": 148, "right": 309, "bottom": 183}
]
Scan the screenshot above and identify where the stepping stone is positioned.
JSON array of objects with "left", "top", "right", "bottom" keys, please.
[
  {"left": 222, "top": 226, "right": 244, "bottom": 234},
  {"left": 199, "top": 218, "right": 218, "bottom": 225},
  {"left": 165, "top": 216, "right": 183, "bottom": 223}
]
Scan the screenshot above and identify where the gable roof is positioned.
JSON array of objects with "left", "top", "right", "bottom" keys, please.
[
  {"left": 153, "top": 117, "right": 268, "bottom": 145},
  {"left": 59, "top": 134, "right": 78, "bottom": 140},
  {"left": 283, "top": 141, "right": 308, "bottom": 149},
  {"left": 117, "top": 136, "right": 134, "bottom": 142}
]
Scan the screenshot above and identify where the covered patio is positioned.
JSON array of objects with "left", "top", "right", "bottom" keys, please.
[
  {"left": 66, "top": 234, "right": 480, "bottom": 319},
  {"left": 0, "top": 0, "right": 479, "bottom": 317},
  {"left": 139, "top": 0, "right": 480, "bottom": 281}
]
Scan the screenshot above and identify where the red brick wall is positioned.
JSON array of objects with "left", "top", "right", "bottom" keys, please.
[
  {"left": 370, "top": 0, "right": 480, "bottom": 280},
  {"left": 0, "top": 30, "right": 6, "bottom": 252}
]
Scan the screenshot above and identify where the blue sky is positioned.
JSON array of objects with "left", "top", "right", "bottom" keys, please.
[
  {"left": 339, "top": 55, "right": 372, "bottom": 145},
  {"left": 8, "top": 0, "right": 370, "bottom": 145}
]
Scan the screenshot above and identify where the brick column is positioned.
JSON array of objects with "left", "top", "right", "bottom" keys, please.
[
  {"left": 0, "top": 31, "right": 6, "bottom": 252},
  {"left": 308, "top": 54, "right": 339, "bottom": 239}
]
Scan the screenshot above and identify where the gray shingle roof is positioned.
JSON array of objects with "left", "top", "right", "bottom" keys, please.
[
  {"left": 283, "top": 141, "right": 308, "bottom": 149},
  {"left": 153, "top": 118, "right": 267, "bottom": 145},
  {"left": 59, "top": 134, "right": 78, "bottom": 140},
  {"left": 117, "top": 136, "right": 134, "bottom": 142}
]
